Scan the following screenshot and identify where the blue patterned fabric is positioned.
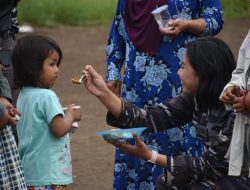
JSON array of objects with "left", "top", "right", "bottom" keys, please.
[{"left": 106, "top": 0, "right": 223, "bottom": 189}]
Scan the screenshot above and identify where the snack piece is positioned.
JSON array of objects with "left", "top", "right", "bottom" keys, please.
[
  {"left": 71, "top": 74, "right": 85, "bottom": 84},
  {"left": 71, "top": 77, "right": 82, "bottom": 84}
]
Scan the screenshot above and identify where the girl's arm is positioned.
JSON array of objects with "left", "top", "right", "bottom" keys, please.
[{"left": 50, "top": 106, "right": 82, "bottom": 138}]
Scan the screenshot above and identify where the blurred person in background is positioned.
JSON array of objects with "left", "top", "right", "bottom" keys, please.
[
  {"left": 0, "top": 0, "right": 20, "bottom": 143},
  {"left": 0, "top": 0, "right": 20, "bottom": 105}
]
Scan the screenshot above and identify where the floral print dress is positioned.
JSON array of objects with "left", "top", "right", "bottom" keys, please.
[{"left": 106, "top": 0, "right": 223, "bottom": 189}]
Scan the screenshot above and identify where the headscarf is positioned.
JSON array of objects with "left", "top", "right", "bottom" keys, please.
[{"left": 125, "top": 0, "right": 167, "bottom": 55}]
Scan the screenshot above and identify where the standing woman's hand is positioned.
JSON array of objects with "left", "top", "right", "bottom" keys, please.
[
  {"left": 0, "top": 109, "right": 16, "bottom": 129},
  {"left": 159, "top": 18, "right": 206, "bottom": 38},
  {"left": 159, "top": 19, "right": 187, "bottom": 38}
]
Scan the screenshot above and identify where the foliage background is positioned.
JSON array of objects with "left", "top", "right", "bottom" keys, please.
[{"left": 18, "top": 0, "right": 250, "bottom": 27}]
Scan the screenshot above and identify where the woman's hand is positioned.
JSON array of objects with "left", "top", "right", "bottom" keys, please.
[
  {"left": 110, "top": 134, "right": 152, "bottom": 161},
  {"left": 0, "top": 110, "right": 16, "bottom": 129},
  {"left": 0, "top": 97, "right": 21, "bottom": 122},
  {"left": 159, "top": 19, "right": 187, "bottom": 38},
  {"left": 83, "top": 65, "right": 122, "bottom": 118},
  {"left": 159, "top": 18, "right": 206, "bottom": 38},
  {"left": 221, "top": 86, "right": 241, "bottom": 105},
  {"left": 83, "top": 65, "right": 109, "bottom": 97},
  {"left": 0, "top": 97, "right": 14, "bottom": 110},
  {"left": 234, "top": 91, "right": 250, "bottom": 114},
  {"left": 233, "top": 96, "right": 246, "bottom": 113}
]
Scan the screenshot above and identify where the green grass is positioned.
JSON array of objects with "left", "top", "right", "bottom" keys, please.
[
  {"left": 221, "top": 0, "right": 250, "bottom": 18},
  {"left": 18, "top": 0, "right": 250, "bottom": 27},
  {"left": 18, "top": 0, "right": 117, "bottom": 26}
]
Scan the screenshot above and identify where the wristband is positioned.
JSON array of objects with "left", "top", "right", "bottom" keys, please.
[{"left": 147, "top": 150, "right": 158, "bottom": 164}]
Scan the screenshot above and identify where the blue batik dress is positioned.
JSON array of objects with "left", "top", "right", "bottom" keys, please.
[{"left": 106, "top": 0, "right": 223, "bottom": 189}]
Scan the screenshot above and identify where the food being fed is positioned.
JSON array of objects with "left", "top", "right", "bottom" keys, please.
[
  {"left": 71, "top": 77, "right": 82, "bottom": 84},
  {"left": 71, "top": 74, "right": 85, "bottom": 84}
]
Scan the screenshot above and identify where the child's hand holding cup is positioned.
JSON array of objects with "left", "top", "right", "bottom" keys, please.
[{"left": 63, "top": 105, "right": 82, "bottom": 133}]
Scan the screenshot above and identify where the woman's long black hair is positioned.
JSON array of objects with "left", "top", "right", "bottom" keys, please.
[{"left": 186, "top": 37, "right": 236, "bottom": 109}]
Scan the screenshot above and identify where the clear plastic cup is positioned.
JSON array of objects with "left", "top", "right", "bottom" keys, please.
[{"left": 152, "top": 5, "right": 172, "bottom": 29}]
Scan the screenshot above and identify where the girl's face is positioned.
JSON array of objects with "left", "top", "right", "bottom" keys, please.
[
  {"left": 178, "top": 53, "right": 199, "bottom": 96},
  {"left": 38, "top": 50, "right": 59, "bottom": 88}
]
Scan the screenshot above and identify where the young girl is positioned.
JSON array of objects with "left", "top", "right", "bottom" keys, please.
[{"left": 12, "top": 34, "right": 82, "bottom": 190}]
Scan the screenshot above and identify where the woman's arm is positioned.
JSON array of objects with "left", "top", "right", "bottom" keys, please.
[
  {"left": 111, "top": 134, "right": 208, "bottom": 183},
  {"left": 84, "top": 65, "right": 122, "bottom": 118},
  {"left": 159, "top": 0, "right": 223, "bottom": 38},
  {"left": 84, "top": 65, "right": 194, "bottom": 132},
  {"left": 159, "top": 18, "right": 206, "bottom": 38},
  {"left": 106, "top": 0, "right": 126, "bottom": 96},
  {"left": 111, "top": 134, "right": 168, "bottom": 167}
]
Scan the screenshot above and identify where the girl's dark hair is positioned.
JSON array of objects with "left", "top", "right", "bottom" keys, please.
[
  {"left": 186, "top": 37, "right": 236, "bottom": 109},
  {"left": 12, "top": 34, "right": 62, "bottom": 88}
]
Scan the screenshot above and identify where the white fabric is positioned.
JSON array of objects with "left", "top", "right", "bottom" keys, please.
[{"left": 220, "top": 30, "right": 250, "bottom": 177}]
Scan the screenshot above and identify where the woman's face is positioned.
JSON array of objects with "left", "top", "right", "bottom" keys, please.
[{"left": 178, "top": 53, "right": 199, "bottom": 96}]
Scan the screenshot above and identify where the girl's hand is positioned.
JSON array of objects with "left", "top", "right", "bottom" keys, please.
[
  {"left": 51, "top": 105, "right": 82, "bottom": 138},
  {"left": 159, "top": 19, "right": 186, "bottom": 38},
  {"left": 65, "top": 104, "right": 82, "bottom": 122},
  {"left": 109, "top": 134, "right": 152, "bottom": 161},
  {"left": 83, "top": 65, "right": 110, "bottom": 97}
]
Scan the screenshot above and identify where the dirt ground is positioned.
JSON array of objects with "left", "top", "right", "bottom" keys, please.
[{"left": 23, "top": 18, "right": 250, "bottom": 190}]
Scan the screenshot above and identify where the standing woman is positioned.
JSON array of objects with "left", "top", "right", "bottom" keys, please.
[{"left": 106, "top": 0, "right": 223, "bottom": 189}]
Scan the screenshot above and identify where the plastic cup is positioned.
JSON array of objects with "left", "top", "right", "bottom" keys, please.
[
  {"left": 63, "top": 105, "right": 81, "bottom": 133},
  {"left": 152, "top": 5, "right": 172, "bottom": 29}
]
